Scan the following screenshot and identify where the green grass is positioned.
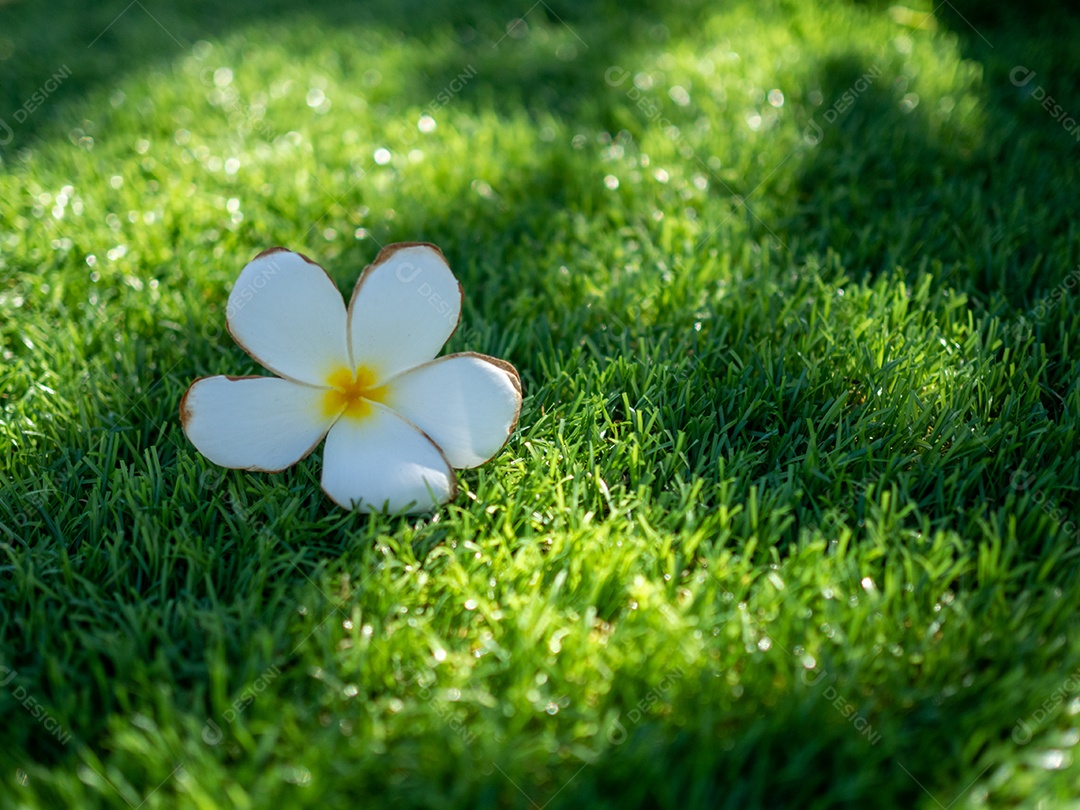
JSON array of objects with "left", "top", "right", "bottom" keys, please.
[{"left": 2, "top": 0, "right": 1080, "bottom": 806}]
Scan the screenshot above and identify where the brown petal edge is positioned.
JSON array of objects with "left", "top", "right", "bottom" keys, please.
[
  {"left": 382, "top": 351, "right": 523, "bottom": 468},
  {"left": 226, "top": 247, "right": 346, "bottom": 383},
  {"left": 346, "top": 241, "right": 464, "bottom": 349}
]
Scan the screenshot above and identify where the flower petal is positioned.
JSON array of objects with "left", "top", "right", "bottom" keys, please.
[
  {"left": 347, "top": 242, "right": 462, "bottom": 382},
  {"left": 227, "top": 248, "right": 351, "bottom": 386},
  {"left": 320, "top": 404, "right": 455, "bottom": 513},
  {"left": 382, "top": 353, "right": 522, "bottom": 468},
  {"left": 180, "top": 375, "right": 337, "bottom": 472}
]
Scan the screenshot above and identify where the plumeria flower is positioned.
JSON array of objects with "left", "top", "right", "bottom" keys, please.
[{"left": 180, "top": 243, "right": 522, "bottom": 513}]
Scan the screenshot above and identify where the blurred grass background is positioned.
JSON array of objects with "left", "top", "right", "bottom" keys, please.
[{"left": 1, "top": 0, "right": 1079, "bottom": 807}]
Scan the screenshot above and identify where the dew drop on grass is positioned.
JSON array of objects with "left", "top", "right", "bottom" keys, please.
[
  {"left": 1034, "top": 750, "right": 1069, "bottom": 770},
  {"left": 669, "top": 86, "right": 690, "bottom": 106},
  {"left": 283, "top": 766, "right": 311, "bottom": 786},
  {"left": 556, "top": 44, "right": 577, "bottom": 62},
  {"left": 900, "top": 93, "right": 919, "bottom": 113}
]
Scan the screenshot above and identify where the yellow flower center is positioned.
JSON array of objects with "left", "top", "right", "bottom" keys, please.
[{"left": 323, "top": 366, "right": 386, "bottom": 420}]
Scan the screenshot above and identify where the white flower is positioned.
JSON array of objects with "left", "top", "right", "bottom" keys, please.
[{"left": 180, "top": 243, "right": 522, "bottom": 513}]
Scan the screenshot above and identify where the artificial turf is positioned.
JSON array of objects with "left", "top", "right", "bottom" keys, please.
[{"left": 1, "top": 0, "right": 1079, "bottom": 807}]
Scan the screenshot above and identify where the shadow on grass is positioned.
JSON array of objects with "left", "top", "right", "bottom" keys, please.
[
  {"left": 0, "top": 0, "right": 709, "bottom": 150},
  {"left": 789, "top": 5, "right": 1080, "bottom": 304},
  {"left": 3, "top": 1, "right": 1079, "bottom": 806}
]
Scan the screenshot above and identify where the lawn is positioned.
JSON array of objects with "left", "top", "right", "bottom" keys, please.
[{"left": 2, "top": 0, "right": 1079, "bottom": 807}]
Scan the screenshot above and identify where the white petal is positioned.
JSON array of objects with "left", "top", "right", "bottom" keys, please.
[
  {"left": 320, "top": 404, "right": 455, "bottom": 513},
  {"left": 227, "top": 248, "right": 351, "bottom": 386},
  {"left": 347, "top": 243, "right": 462, "bottom": 382},
  {"left": 382, "top": 353, "right": 522, "bottom": 468},
  {"left": 181, "top": 376, "right": 336, "bottom": 472}
]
